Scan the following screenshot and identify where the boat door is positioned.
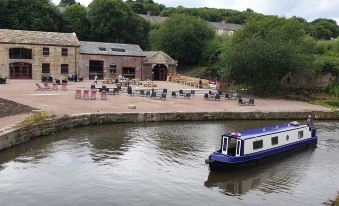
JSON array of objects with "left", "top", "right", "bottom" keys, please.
[
  {"left": 236, "top": 140, "right": 242, "bottom": 156},
  {"left": 221, "top": 136, "right": 228, "bottom": 155}
]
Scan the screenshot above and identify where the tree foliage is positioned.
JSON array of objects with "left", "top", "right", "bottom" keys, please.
[
  {"left": 88, "top": 0, "right": 150, "bottom": 48},
  {"left": 308, "top": 18, "right": 339, "bottom": 40},
  {"left": 126, "top": 0, "right": 165, "bottom": 16},
  {"left": 63, "top": 4, "right": 90, "bottom": 40},
  {"left": 0, "top": 0, "right": 64, "bottom": 32},
  {"left": 59, "top": 0, "right": 76, "bottom": 7},
  {"left": 220, "top": 16, "right": 315, "bottom": 95},
  {"left": 156, "top": 14, "right": 214, "bottom": 65}
]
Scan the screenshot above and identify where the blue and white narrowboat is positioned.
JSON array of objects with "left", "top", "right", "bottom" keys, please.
[{"left": 205, "top": 122, "right": 317, "bottom": 171}]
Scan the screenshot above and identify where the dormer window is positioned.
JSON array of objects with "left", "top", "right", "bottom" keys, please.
[
  {"left": 99, "top": 47, "right": 107, "bottom": 51},
  {"left": 111, "top": 48, "right": 125, "bottom": 52}
]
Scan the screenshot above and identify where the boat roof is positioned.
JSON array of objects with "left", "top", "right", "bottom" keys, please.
[{"left": 224, "top": 122, "right": 306, "bottom": 140}]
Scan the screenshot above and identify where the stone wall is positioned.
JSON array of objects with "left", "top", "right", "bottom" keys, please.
[
  {"left": 0, "top": 43, "right": 79, "bottom": 80},
  {"left": 0, "top": 111, "right": 338, "bottom": 151}
]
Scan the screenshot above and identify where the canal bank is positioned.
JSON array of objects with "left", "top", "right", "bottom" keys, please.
[{"left": 0, "top": 110, "right": 338, "bottom": 151}]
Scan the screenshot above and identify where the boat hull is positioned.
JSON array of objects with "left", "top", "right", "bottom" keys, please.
[{"left": 207, "top": 136, "right": 317, "bottom": 171}]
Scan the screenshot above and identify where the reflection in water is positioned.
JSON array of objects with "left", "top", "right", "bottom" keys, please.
[{"left": 0, "top": 121, "right": 337, "bottom": 206}]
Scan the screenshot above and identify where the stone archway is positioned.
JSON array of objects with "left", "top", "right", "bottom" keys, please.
[{"left": 152, "top": 64, "right": 167, "bottom": 81}]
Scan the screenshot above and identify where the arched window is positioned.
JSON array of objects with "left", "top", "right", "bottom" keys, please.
[{"left": 9, "top": 48, "right": 32, "bottom": 59}]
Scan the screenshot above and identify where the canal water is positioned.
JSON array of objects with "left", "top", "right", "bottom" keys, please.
[{"left": 0, "top": 120, "right": 338, "bottom": 206}]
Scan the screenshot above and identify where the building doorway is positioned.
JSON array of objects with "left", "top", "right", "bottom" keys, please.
[
  {"left": 9, "top": 63, "right": 32, "bottom": 79},
  {"left": 122, "top": 67, "right": 135, "bottom": 79},
  {"left": 153, "top": 64, "right": 167, "bottom": 81},
  {"left": 89, "top": 60, "right": 104, "bottom": 80}
]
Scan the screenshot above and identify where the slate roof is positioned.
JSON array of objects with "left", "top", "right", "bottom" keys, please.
[
  {"left": 139, "top": 14, "right": 242, "bottom": 31},
  {"left": 143, "top": 51, "right": 159, "bottom": 58},
  {"left": 0, "top": 29, "right": 79, "bottom": 46},
  {"left": 80, "top": 41, "right": 145, "bottom": 57}
]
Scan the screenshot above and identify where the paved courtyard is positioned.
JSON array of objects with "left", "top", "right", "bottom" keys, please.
[{"left": 0, "top": 80, "right": 330, "bottom": 129}]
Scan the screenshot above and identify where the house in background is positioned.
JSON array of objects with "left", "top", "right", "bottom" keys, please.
[
  {"left": 139, "top": 14, "right": 242, "bottom": 36},
  {"left": 0, "top": 29, "right": 79, "bottom": 80}
]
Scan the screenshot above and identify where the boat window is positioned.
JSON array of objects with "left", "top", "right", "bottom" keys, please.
[
  {"left": 286, "top": 135, "right": 290, "bottom": 141},
  {"left": 253, "top": 140, "right": 263, "bottom": 150},
  {"left": 222, "top": 137, "right": 228, "bottom": 152},
  {"left": 227, "top": 138, "right": 237, "bottom": 156},
  {"left": 271, "top": 136, "right": 278, "bottom": 145},
  {"left": 236, "top": 140, "right": 241, "bottom": 156},
  {"left": 298, "top": 131, "right": 304, "bottom": 139}
]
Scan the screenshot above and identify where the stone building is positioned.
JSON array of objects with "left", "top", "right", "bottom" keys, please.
[
  {"left": 0, "top": 29, "right": 80, "bottom": 80},
  {"left": 79, "top": 41, "right": 177, "bottom": 80}
]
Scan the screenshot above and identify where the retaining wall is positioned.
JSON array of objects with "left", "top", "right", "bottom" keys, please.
[{"left": 0, "top": 111, "right": 338, "bottom": 151}]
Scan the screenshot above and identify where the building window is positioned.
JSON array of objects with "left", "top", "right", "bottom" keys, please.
[
  {"left": 271, "top": 136, "right": 278, "bottom": 145},
  {"left": 42, "top": 63, "right": 50, "bottom": 74},
  {"left": 99, "top": 47, "right": 107, "bottom": 51},
  {"left": 111, "top": 48, "right": 125, "bottom": 52},
  {"left": 298, "top": 131, "right": 304, "bottom": 139},
  {"left": 9, "top": 48, "right": 32, "bottom": 59},
  {"left": 253, "top": 140, "right": 263, "bottom": 150},
  {"left": 61, "top": 64, "right": 69, "bottom": 74},
  {"left": 62, "top": 48, "right": 68, "bottom": 56},
  {"left": 109, "top": 64, "right": 117, "bottom": 73},
  {"left": 43, "top": 47, "right": 49, "bottom": 56}
]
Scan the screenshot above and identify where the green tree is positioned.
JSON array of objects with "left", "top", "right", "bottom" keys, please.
[
  {"left": 63, "top": 4, "right": 90, "bottom": 40},
  {"left": 88, "top": 0, "right": 150, "bottom": 48},
  {"left": 220, "top": 16, "right": 315, "bottom": 95},
  {"left": 0, "top": 0, "right": 64, "bottom": 32},
  {"left": 157, "top": 14, "right": 215, "bottom": 65},
  {"left": 309, "top": 18, "right": 339, "bottom": 40},
  {"left": 59, "top": 0, "right": 76, "bottom": 7}
]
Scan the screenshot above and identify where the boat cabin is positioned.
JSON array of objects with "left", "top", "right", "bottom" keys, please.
[{"left": 220, "top": 123, "right": 312, "bottom": 157}]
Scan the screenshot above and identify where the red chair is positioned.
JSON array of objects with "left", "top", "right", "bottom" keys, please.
[
  {"left": 83, "top": 90, "right": 89, "bottom": 100},
  {"left": 43, "top": 83, "right": 51, "bottom": 90},
  {"left": 35, "top": 83, "right": 45, "bottom": 91},
  {"left": 75, "top": 90, "right": 81, "bottom": 99},
  {"left": 90, "top": 90, "right": 97, "bottom": 100},
  {"left": 52, "top": 83, "right": 58, "bottom": 91},
  {"left": 61, "top": 83, "right": 67, "bottom": 91},
  {"left": 100, "top": 91, "right": 107, "bottom": 100}
]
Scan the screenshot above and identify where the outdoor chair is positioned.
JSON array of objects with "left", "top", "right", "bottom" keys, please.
[
  {"left": 100, "top": 91, "right": 107, "bottom": 100},
  {"left": 191, "top": 90, "right": 195, "bottom": 96},
  {"left": 90, "top": 85, "right": 96, "bottom": 90},
  {"left": 249, "top": 98, "right": 255, "bottom": 106},
  {"left": 225, "top": 93, "right": 231, "bottom": 99},
  {"left": 204, "top": 93, "right": 209, "bottom": 100},
  {"left": 179, "top": 90, "right": 184, "bottom": 96},
  {"left": 171, "top": 91, "right": 177, "bottom": 98},
  {"left": 218, "top": 90, "right": 223, "bottom": 95},
  {"left": 146, "top": 90, "right": 151, "bottom": 97},
  {"left": 184, "top": 93, "right": 191, "bottom": 99},
  {"left": 163, "top": 89, "right": 168, "bottom": 94},
  {"left": 43, "top": 83, "right": 51, "bottom": 90},
  {"left": 83, "top": 90, "right": 89, "bottom": 100},
  {"left": 238, "top": 98, "right": 246, "bottom": 106},
  {"left": 214, "top": 94, "right": 221, "bottom": 101},
  {"left": 99, "top": 85, "right": 109, "bottom": 93},
  {"left": 52, "top": 83, "right": 58, "bottom": 91},
  {"left": 161, "top": 93, "right": 167, "bottom": 101},
  {"left": 113, "top": 88, "right": 119, "bottom": 95},
  {"left": 75, "top": 90, "right": 81, "bottom": 99},
  {"left": 90, "top": 90, "right": 97, "bottom": 100},
  {"left": 150, "top": 92, "right": 157, "bottom": 98},
  {"left": 62, "top": 80, "right": 67, "bottom": 84},
  {"left": 35, "top": 83, "right": 45, "bottom": 91},
  {"left": 61, "top": 83, "right": 67, "bottom": 91}
]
